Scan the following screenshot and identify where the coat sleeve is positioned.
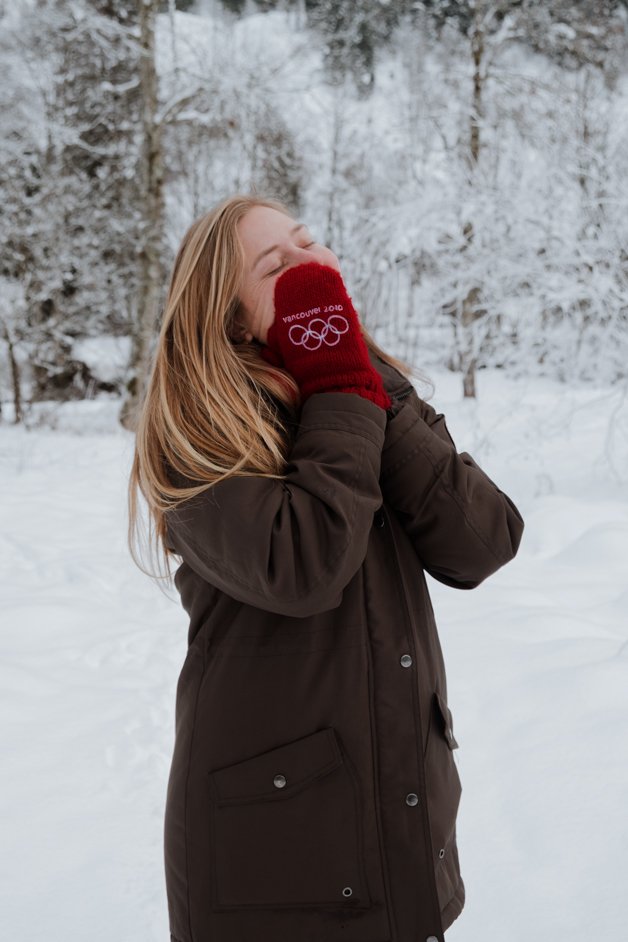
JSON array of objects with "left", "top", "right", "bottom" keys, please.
[
  {"left": 380, "top": 386, "right": 525, "bottom": 589},
  {"left": 164, "top": 391, "right": 387, "bottom": 617}
]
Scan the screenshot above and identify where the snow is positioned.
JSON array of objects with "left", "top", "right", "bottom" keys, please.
[
  {"left": 70, "top": 336, "right": 132, "bottom": 386},
  {"left": 2, "top": 367, "right": 627, "bottom": 941}
]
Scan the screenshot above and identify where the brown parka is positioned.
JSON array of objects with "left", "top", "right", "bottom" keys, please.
[{"left": 163, "top": 350, "right": 525, "bottom": 942}]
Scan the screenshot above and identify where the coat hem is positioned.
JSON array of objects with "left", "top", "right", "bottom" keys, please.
[{"left": 440, "top": 872, "right": 465, "bottom": 935}]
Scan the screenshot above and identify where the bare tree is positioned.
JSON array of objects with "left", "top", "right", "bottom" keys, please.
[{"left": 119, "top": 0, "right": 167, "bottom": 431}]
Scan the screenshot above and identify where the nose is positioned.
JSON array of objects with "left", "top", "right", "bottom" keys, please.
[
  {"left": 290, "top": 243, "right": 318, "bottom": 262},
  {"left": 282, "top": 246, "right": 323, "bottom": 278}
]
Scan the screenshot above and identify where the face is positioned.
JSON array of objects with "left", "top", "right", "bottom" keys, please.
[{"left": 235, "top": 206, "right": 341, "bottom": 345}]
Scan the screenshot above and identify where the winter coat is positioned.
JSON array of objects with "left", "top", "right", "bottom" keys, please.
[{"left": 163, "top": 350, "right": 525, "bottom": 942}]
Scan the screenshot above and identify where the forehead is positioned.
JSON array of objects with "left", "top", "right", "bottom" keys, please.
[
  {"left": 239, "top": 207, "right": 307, "bottom": 271},
  {"left": 239, "top": 207, "right": 298, "bottom": 246}
]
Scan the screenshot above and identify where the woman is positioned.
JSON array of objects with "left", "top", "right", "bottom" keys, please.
[{"left": 128, "top": 193, "right": 525, "bottom": 942}]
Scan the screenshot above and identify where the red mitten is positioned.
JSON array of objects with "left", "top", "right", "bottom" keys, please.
[{"left": 260, "top": 261, "right": 391, "bottom": 410}]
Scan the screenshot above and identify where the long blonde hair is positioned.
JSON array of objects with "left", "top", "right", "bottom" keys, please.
[{"left": 127, "top": 192, "right": 433, "bottom": 583}]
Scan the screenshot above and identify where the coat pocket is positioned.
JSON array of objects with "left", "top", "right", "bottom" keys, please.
[
  {"left": 423, "top": 692, "right": 463, "bottom": 908},
  {"left": 207, "top": 726, "right": 371, "bottom": 911}
]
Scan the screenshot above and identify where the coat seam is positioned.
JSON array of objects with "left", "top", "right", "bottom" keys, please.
[
  {"left": 300, "top": 421, "right": 384, "bottom": 448},
  {"left": 380, "top": 439, "right": 424, "bottom": 480},
  {"left": 425, "top": 455, "right": 511, "bottom": 566},
  {"left": 364, "top": 621, "right": 398, "bottom": 941}
]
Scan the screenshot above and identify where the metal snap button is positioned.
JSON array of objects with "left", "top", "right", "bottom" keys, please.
[
  {"left": 405, "top": 792, "right": 419, "bottom": 806},
  {"left": 342, "top": 886, "right": 353, "bottom": 897},
  {"left": 438, "top": 847, "right": 445, "bottom": 859},
  {"left": 273, "top": 774, "right": 287, "bottom": 788},
  {"left": 400, "top": 654, "right": 412, "bottom": 668},
  {"left": 426, "top": 936, "right": 440, "bottom": 942}
]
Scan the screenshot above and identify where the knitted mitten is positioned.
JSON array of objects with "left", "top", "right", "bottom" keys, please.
[{"left": 259, "top": 261, "right": 391, "bottom": 410}]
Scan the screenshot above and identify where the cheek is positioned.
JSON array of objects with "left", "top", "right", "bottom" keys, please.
[{"left": 262, "top": 285, "right": 277, "bottom": 326}]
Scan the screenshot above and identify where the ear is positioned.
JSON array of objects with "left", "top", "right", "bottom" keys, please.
[{"left": 231, "top": 320, "right": 254, "bottom": 345}]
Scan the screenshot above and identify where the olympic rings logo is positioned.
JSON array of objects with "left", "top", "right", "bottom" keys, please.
[{"left": 288, "top": 314, "right": 349, "bottom": 350}]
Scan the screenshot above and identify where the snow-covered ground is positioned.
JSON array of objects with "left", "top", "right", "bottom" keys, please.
[{"left": 2, "top": 368, "right": 627, "bottom": 941}]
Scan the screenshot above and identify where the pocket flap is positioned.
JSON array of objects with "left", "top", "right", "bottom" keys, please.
[
  {"left": 434, "top": 692, "right": 459, "bottom": 750},
  {"left": 208, "top": 727, "right": 342, "bottom": 803}
]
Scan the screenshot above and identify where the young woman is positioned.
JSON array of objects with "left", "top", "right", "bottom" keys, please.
[{"left": 128, "top": 193, "right": 525, "bottom": 942}]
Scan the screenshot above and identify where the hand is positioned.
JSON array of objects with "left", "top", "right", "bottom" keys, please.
[{"left": 260, "top": 261, "right": 391, "bottom": 410}]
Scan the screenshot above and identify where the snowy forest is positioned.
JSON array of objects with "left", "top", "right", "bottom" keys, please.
[
  {"left": 1, "top": 0, "right": 628, "bottom": 427},
  {"left": 3, "top": 3, "right": 628, "bottom": 942}
]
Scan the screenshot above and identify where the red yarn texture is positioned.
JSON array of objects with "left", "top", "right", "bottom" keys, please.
[{"left": 259, "top": 261, "right": 391, "bottom": 411}]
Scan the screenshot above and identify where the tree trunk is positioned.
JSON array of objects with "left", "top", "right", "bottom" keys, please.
[
  {"left": 1, "top": 319, "right": 23, "bottom": 424},
  {"left": 119, "top": 0, "right": 166, "bottom": 432},
  {"left": 459, "top": 5, "right": 485, "bottom": 400}
]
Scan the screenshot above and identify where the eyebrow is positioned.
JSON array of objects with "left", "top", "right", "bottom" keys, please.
[{"left": 252, "top": 223, "right": 307, "bottom": 271}]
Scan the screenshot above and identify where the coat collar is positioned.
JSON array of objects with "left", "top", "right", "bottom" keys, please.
[{"left": 367, "top": 346, "right": 414, "bottom": 399}]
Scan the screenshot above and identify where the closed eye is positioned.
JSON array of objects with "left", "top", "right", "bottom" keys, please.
[{"left": 266, "top": 242, "right": 317, "bottom": 276}]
